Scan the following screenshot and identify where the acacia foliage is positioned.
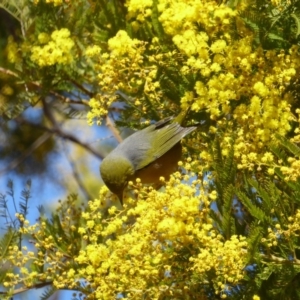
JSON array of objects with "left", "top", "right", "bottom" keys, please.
[{"left": 1, "top": 0, "right": 300, "bottom": 299}]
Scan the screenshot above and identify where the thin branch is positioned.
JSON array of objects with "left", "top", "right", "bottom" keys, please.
[
  {"left": 62, "top": 143, "right": 94, "bottom": 201},
  {"left": 242, "top": 249, "right": 300, "bottom": 265},
  {"left": 42, "top": 97, "right": 59, "bottom": 129},
  {"left": 0, "top": 132, "right": 53, "bottom": 176},
  {"left": 49, "top": 89, "right": 90, "bottom": 106},
  {"left": 261, "top": 253, "right": 300, "bottom": 265},
  {"left": 0, "top": 67, "right": 18, "bottom": 77},
  {"left": 0, "top": 67, "right": 89, "bottom": 106},
  {"left": 106, "top": 115, "right": 123, "bottom": 143},
  {"left": 47, "top": 125, "right": 105, "bottom": 159},
  {"left": 0, "top": 281, "right": 53, "bottom": 296},
  {"left": 67, "top": 77, "right": 94, "bottom": 98},
  {"left": 16, "top": 117, "right": 105, "bottom": 159}
]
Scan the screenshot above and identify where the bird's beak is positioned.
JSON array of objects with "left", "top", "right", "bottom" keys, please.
[{"left": 117, "top": 192, "right": 124, "bottom": 206}]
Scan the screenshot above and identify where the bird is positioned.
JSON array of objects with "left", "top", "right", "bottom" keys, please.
[{"left": 100, "top": 115, "right": 196, "bottom": 205}]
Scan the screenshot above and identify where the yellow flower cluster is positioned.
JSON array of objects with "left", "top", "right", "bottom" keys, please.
[
  {"left": 108, "top": 30, "right": 142, "bottom": 58},
  {"left": 3, "top": 173, "right": 247, "bottom": 299},
  {"left": 158, "top": 1, "right": 236, "bottom": 36},
  {"left": 127, "top": 0, "right": 153, "bottom": 22},
  {"left": 261, "top": 226, "right": 281, "bottom": 248},
  {"left": 269, "top": 0, "right": 291, "bottom": 8},
  {"left": 87, "top": 95, "right": 117, "bottom": 126},
  {"left": 284, "top": 210, "right": 300, "bottom": 238},
  {"left": 85, "top": 45, "right": 101, "bottom": 57},
  {"left": 201, "top": 38, "right": 296, "bottom": 161},
  {"left": 86, "top": 0, "right": 300, "bottom": 176},
  {"left": 5, "top": 36, "right": 21, "bottom": 64},
  {"left": 62, "top": 173, "right": 246, "bottom": 298},
  {"left": 4, "top": 243, "right": 40, "bottom": 292},
  {"left": 276, "top": 110, "right": 300, "bottom": 181},
  {"left": 87, "top": 31, "right": 163, "bottom": 125},
  {"left": 151, "top": 0, "right": 300, "bottom": 172},
  {"left": 34, "top": 0, "right": 64, "bottom": 5},
  {"left": 3, "top": 196, "right": 86, "bottom": 294},
  {"left": 279, "top": 157, "right": 300, "bottom": 181},
  {"left": 1, "top": 84, "right": 14, "bottom": 96},
  {"left": 31, "top": 28, "right": 74, "bottom": 67},
  {"left": 191, "top": 234, "right": 247, "bottom": 292},
  {"left": 261, "top": 210, "right": 300, "bottom": 249}
]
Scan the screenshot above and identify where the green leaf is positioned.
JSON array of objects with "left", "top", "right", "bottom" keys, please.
[
  {"left": 0, "top": 227, "right": 17, "bottom": 260},
  {"left": 276, "top": 134, "right": 300, "bottom": 157},
  {"left": 291, "top": 13, "right": 300, "bottom": 38},
  {"left": 236, "top": 189, "right": 272, "bottom": 223}
]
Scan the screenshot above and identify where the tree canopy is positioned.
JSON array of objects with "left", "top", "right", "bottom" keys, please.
[{"left": 1, "top": 0, "right": 300, "bottom": 299}]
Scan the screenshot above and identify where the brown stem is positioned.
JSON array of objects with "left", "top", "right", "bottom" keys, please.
[{"left": 106, "top": 115, "right": 123, "bottom": 143}]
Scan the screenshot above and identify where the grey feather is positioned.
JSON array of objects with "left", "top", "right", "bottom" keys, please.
[{"left": 108, "top": 118, "right": 196, "bottom": 170}]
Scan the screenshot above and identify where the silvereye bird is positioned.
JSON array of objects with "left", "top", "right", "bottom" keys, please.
[{"left": 100, "top": 116, "right": 196, "bottom": 205}]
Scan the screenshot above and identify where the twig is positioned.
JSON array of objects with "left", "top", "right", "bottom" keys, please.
[
  {"left": 62, "top": 142, "right": 94, "bottom": 201},
  {"left": 16, "top": 117, "right": 105, "bottom": 159},
  {"left": 41, "top": 98, "right": 105, "bottom": 159},
  {"left": 0, "top": 281, "right": 53, "bottom": 296},
  {"left": 0, "top": 132, "right": 53, "bottom": 176},
  {"left": 67, "top": 77, "right": 94, "bottom": 98},
  {"left": 260, "top": 253, "right": 300, "bottom": 265},
  {"left": 106, "top": 115, "right": 123, "bottom": 143},
  {"left": 0, "top": 67, "right": 90, "bottom": 106},
  {"left": 242, "top": 249, "right": 300, "bottom": 265}
]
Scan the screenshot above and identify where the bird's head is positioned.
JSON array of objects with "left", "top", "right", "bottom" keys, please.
[{"left": 100, "top": 155, "right": 135, "bottom": 203}]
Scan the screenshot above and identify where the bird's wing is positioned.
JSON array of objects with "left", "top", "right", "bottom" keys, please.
[{"left": 132, "top": 122, "right": 196, "bottom": 170}]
